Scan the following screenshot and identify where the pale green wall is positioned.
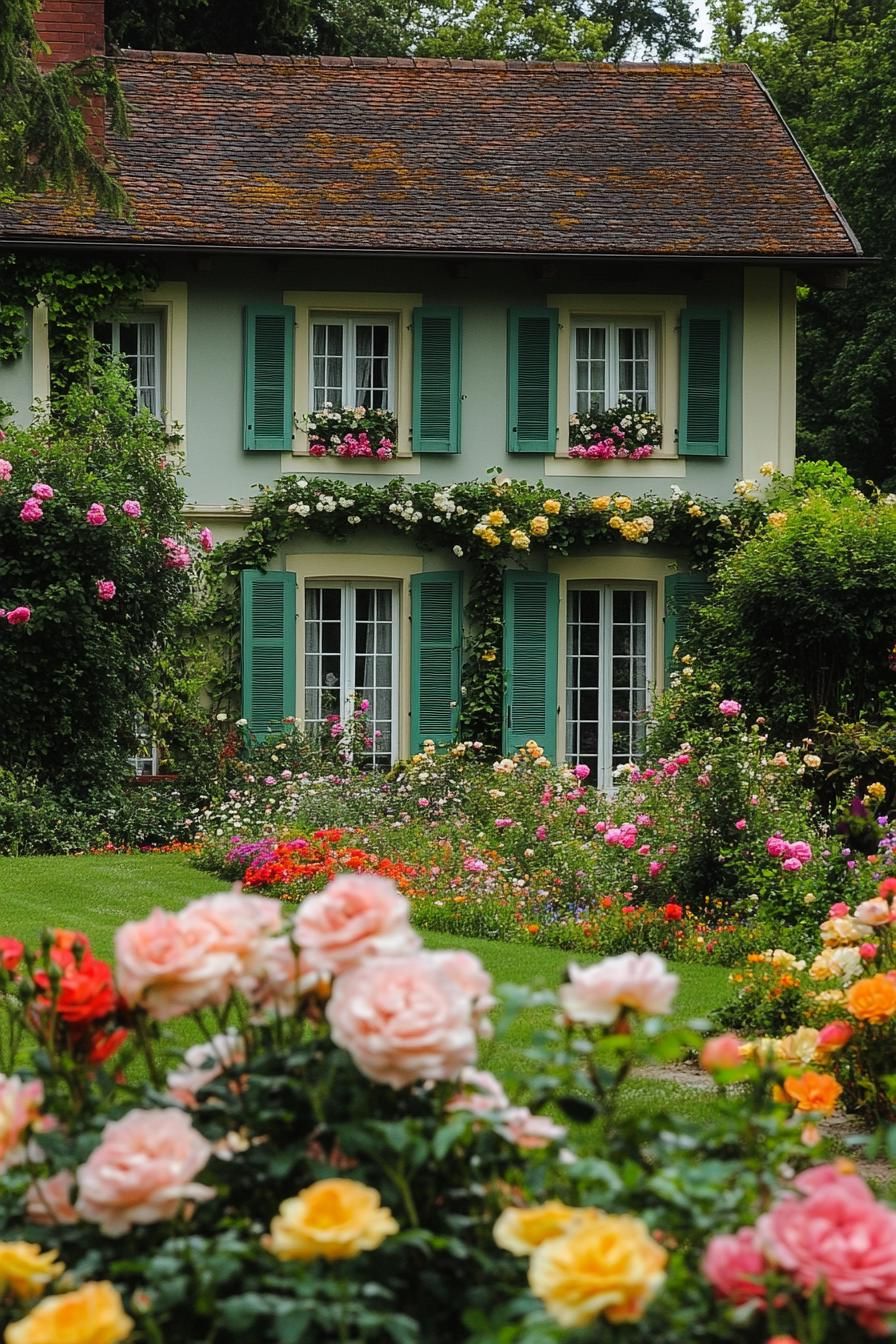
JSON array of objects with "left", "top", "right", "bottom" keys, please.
[{"left": 0, "top": 311, "right": 34, "bottom": 426}]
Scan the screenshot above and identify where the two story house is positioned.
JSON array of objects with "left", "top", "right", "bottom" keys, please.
[{"left": 0, "top": 0, "right": 862, "bottom": 787}]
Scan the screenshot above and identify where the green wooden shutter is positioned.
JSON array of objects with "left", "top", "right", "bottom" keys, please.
[
  {"left": 678, "top": 307, "right": 729, "bottom": 456},
  {"left": 663, "top": 572, "right": 711, "bottom": 678},
  {"left": 243, "top": 305, "right": 295, "bottom": 451},
  {"left": 240, "top": 569, "right": 297, "bottom": 736},
  {"left": 507, "top": 308, "right": 558, "bottom": 454},
  {"left": 410, "top": 571, "right": 463, "bottom": 750},
  {"left": 502, "top": 570, "right": 559, "bottom": 757},
  {"left": 412, "top": 307, "right": 462, "bottom": 453}
]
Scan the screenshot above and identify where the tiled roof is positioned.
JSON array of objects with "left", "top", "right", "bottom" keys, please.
[{"left": 0, "top": 55, "right": 861, "bottom": 259}]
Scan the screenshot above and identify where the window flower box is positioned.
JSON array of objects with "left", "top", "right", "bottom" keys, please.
[
  {"left": 304, "top": 405, "right": 397, "bottom": 460},
  {"left": 569, "top": 397, "right": 660, "bottom": 460}
]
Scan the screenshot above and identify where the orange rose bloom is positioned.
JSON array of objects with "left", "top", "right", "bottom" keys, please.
[
  {"left": 781, "top": 1071, "right": 843, "bottom": 1114},
  {"left": 846, "top": 974, "right": 896, "bottom": 1023}
]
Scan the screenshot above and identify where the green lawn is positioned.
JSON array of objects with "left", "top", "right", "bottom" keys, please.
[{"left": 0, "top": 854, "right": 731, "bottom": 1124}]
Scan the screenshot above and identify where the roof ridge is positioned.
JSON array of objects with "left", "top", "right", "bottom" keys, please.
[{"left": 117, "top": 48, "right": 751, "bottom": 73}]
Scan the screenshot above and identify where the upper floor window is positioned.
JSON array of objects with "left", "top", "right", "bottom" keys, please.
[
  {"left": 95, "top": 315, "right": 163, "bottom": 417},
  {"left": 311, "top": 316, "right": 395, "bottom": 412},
  {"left": 571, "top": 321, "right": 656, "bottom": 415}
]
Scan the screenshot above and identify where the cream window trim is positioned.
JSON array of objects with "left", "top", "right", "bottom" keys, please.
[
  {"left": 286, "top": 291, "right": 422, "bottom": 459},
  {"left": 549, "top": 554, "right": 672, "bottom": 766},
  {"left": 549, "top": 293, "right": 685, "bottom": 463},
  {"left": 142, "top": 282, "right": 188, "bottom": 446},
  {"left": 30, "top": 302, "right": 51, "bottom": 406},
  {"left": 284, "top": 551, "right": 423, "bottom": 760}
]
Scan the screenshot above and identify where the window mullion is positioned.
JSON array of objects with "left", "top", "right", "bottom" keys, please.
[
  {"left": 342, "top": 583, "right": 354, "bottom": 717},
  {"left": 344, "top": 319, "right": 355, "bottom": 408},
  {"left": 598, "top": 586, "right": 612, "bottom": 792}
]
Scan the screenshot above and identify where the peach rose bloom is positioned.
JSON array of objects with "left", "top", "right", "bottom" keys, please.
[
  {"left": 75, "top": 1108, "right": 214, "bottom": 1236},
  {"left": 445, "top": 1067, "right": 509, "bottom": 1115},
  {"left": 852, "top": 897, "right": 892, "bottom": 926},
  {"left": 181, "top": 891, "right": 283, "bottom": 977},
  {"left": 240, "top": 936, "right": 326, "bottom": 1017},
  {"left": 0, "top": 1076, "right": 43, "bottom": 1173},
  {"left": 114, "top": 907, "right": 243, "bottom": 1020},
  {"left": 428, "top": 950, "right": 496, "bottom": 1037},
  {"left": 528, "top": 1210, "right": 667, "bottom": 1326},
  {"left": 496, "top": 1106, "right": 566, "bottom": 1149},
  {"left": 166, "top": 1029, "right": 247, "bottom": 1108},
  {"left": 701, "top": 1227, "right": 767, "bottom": 1303},
  {"left": 559, "top": 953, "right": 679, "bottom": 1026},
  {"left": 699, "top": 1034, "right": 744, "bottom": 1073},
  {"left": 0, "top": 1242, "right": 64, "bottom": 1300},
  {"left": 846, "top": 973, "right": 896, "bottom": 1023},
  {"left": 24, "top": 1171, "right": 79, "bottom": 1227},
  {"left": 5, "top": 1281, "right": 133, "bottom": 1344},
  {"left": 266, "top": 1179, "right": 398, "bottom": 1260},
  {"left": 493, "top": 1202, "right": 580, "bottom": 1256},
  {"left": 294, "top": 874, "right": 420, "bottom": 975},
  {"left": 758, "top": 1170, "right": 896, "bottom": 1316},
  {"left": 326, "top": 952, "right": 477, "bottom": 1088}
]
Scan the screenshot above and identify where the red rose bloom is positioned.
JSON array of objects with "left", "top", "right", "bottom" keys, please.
[
  {"left": 34, "top": 936, "right": 118, "bottom": 1024},
  {"left": 0, "top": 937, "right": 24, "bottom": 971},
  {"left": 664, "top": 902, "right": 684, "bottom": 921}
]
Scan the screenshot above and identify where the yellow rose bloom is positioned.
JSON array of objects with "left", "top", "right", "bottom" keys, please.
[
  {"left": 529, "top": 515, "right": 550, "bottom": 536},
  {"left": 266, "top": 1179, "right": 398, "bottom": 1261},
  {"left": 620, "top": 521, "right": 643, "bottom": 542},
  {"left": 542, "top": 499, "right": 561, "bottom": 515},
  {"left": 493, "top": 1202, "right": 580, "bottom": 1256},
  {"left": 591, "top": 496, "right": 611, "bottom": 512},
  {"left": 613, "top": 496, "right": 632, "bottom": 512},
  {"left": 0, "top": 1244, "right": 63, "bottom": 1301},
  {"left": 768, "top": 511, "right": 788, "bottom": 528},
  {"left": 528, "top": 1211, "right": 667, "bottom": 1327},
  {"left": 760, "top": 460, "right": 775, "bottom": 476},
  {"left": 867, "top": 781, "right": 886, "bottom": 801},
  {"left": 5, "top": 1282, "right": 133, "bottom": 1344},
  {"left": 487, "top": 509, "right": 508, "bottom": 527},
  {"left": 608, "top": 515, "right": 623, "bottom": 530},
  {"left": 509, "top": 529, "right": 531, "bottom": 550},
  {"left": 687, "top": 503, "right": 704, "bottom": 518},
  {"left": 481, "top": 649, "right": 497, "bottom": 663}
]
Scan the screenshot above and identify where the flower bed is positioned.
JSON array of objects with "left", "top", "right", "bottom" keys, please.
[
  {"left": 0, "top": 874, "right": 893, "bottom": 1341},
  {"left": 568, "top": 398, "right": 660, "bottom": 460},
  {"left": 304, "top": 406, "right": 397, "bottom": 460}
]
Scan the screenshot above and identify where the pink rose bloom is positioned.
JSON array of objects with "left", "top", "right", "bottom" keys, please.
[
  {"left": 0, "top": 459, "right": 11, "bottom": 480},
  {"left": 429, "top": 949, "right": 496, "bottom": 1037},
  {"left": 818, "top": 1020, "right": 853, "bottom": 1050},
  {"left": 573, "top": 764, "right": 590, "bottom": 780},
  {"left": 702, "top": 1226, "right": 767, "bottom": 1303},
  {"left": 326, "top": 952, "right": 477, "bottom": 1089},
  {"left": 114, "top": 906, "right": 243, "bottom": 1020},
  {"left": 121, "top": 499, "right": 142, "bottom": 518},
  {"left": 735, "top": 818, "right": 747, "bottom": 830},
  {"left": 85, "top": 502, "right": 107, "bottom": 526},
  {"left": 240, "top": 936, "right": 325, "bottom": 1017},
  {"left": 700, "top": 1033, "right": 744, "bottom": 1073},
  {"left": 766, "top": 836, "right": 788, "bottom": 858},
  {"left": 534, "top": 825, "right": 548, "bottom": 841},
  {"left": 445, "top": 1067, "right": 509, "bottom": 1116},
  {"left": 25, "top": 1170, "right": 79, "bottom": 1226},
  {"left": 718, "top": 699, "right": 742, "bottom": 717},
  {"left": 859, "top": 942, "right": 879, "bottom": 961},
  {"left": 294, "top": 874, "right": 420, "bottom": 975},
  {"left": 30, "top": 483, "right": 54, "bottom": 500},
  {"left": 166, "top": 1029, "right": 247, "bottom": 1108},
  {"left": 19, "top": 498, "right": 43, "bottom": 522},
  {"left": 75, "top": 1108, "right": 214, "bottom": 1236},
  {"left": 199, "top": 527, "right": 214, "bottom": 552},
  {"left": 829, "top": 901, "right": 850, "bottom": 918},
  {"left": 789, "top": 841, "right": 813, "bottom": 864},
  {"left": 495, "top": 1106, "right": 566, "bottom": 1150},
  {"left": 853, "top": 897, "right": 892, "bottom": 926},
  {"left": 758, "top": 1170, "right": 896, "bottom": 1316},
  {"left": 96, "top": 580, "right": 116, "bottom": 602},
  {"left": 180, "top": 891, "right": 282, "bottom": 978},
  {"left": 0, "top": 1075, "right": 43, "bottom": 1171},
  {"left": 559, "top": 953, "right": 679, "bottom": 1026},
  {"left": 161, "top": 537, "right": 191, "bottom": 569},
  {"left": 648, "top": 860, "right": 665, "bottom": 878},
  {"left": 782, "top": 857, "right": 803, "bottom": 872},
  {"left": 6, "top": 607, "right": 31, "bottom": 626}
]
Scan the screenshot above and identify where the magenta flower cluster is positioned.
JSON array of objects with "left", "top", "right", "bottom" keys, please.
[
  {"left": 766, "top": 835, "right": 813, "bottom": 872},
  {"left": 308, "top": 431, "right": 394, "bottom": 461},
  {"left": 161, "top": 537, "right": 191, "bottom": 570},
  {"left": 569, "top": 427, "right": 655, "bottom": 461}
]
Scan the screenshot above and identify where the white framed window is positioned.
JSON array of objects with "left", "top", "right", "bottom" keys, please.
[
  {"left": 129, "top": 713, "right": 159, "bottom": 778},
  {"left": 565, "top": 583, "right": 653, "bottom": 791},
  {"left": 94, "top": 315, "right": 163, "bottom": 417},
  {"left": 310, "top": 316, "right": 396, "bottom": 411},
  {"left": 304, "top": 581, "right": 399, "bottom": 768},
  {"left": 571, "top": 320, "right": 656, "bottom": 415}
]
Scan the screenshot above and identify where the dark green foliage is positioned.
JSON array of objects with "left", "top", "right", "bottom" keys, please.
[
  {"left": 1, "top": 0, "right": 128, "bottom": 212},
  {"left": 0, "top": 363, "right": 191, "bottom": 795}
]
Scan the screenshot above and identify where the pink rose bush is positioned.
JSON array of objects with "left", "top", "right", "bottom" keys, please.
[
  {"left": 294, "top": 873, "right": 421, "bottom": 973},
  {"left": 559, "top": 952, "right": 679, "bottom": 1025}
]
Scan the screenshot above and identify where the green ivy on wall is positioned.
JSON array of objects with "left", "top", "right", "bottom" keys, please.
[
  {"left": 0, "top": 253, "right": 157, "bottom": 391},
  {"left": 202, "top": 472, "right": 770, "bottom": 747}
]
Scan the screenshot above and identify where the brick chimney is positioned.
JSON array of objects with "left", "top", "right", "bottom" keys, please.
[
  {"left": 33, "top": 1, "right": 106, "bottom": 152},
  {"left": 34, "top": 0, "right": 105, "bottom": 66}
]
